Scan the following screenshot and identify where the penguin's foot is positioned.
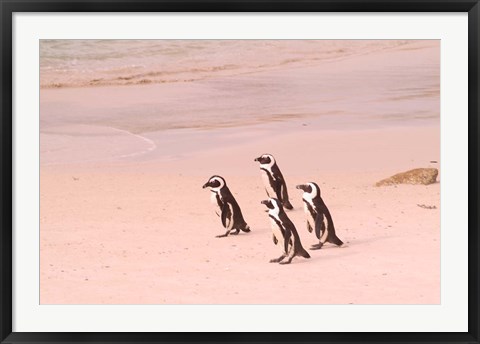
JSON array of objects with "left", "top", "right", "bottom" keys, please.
[
  {"left": 241, "top": 226, "right": 251, "bottom": 233},
  {"left": 310, "top": 243, "right": 323, "bottom": 250},
  {"left": 215, "top": 233, "right": 228, "bottom": 238},
  {"left": 269, "top": 255, "right": 286, "bottom": 263},
  {"left": 279, "top": 257, "right": 293, "bottom": 265},
  {"left": 230, "top": 230, "right": 239, "bottom": 235}
]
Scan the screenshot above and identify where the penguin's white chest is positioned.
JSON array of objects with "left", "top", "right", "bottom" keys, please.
[
  {"left": 261, "top": 170, "right": 276, "bottom": 197},
  {"left": 210, "top": 191, "right": 221, "bottom": 216}
]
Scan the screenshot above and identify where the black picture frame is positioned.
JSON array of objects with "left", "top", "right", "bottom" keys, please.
[{"left": 1, "top": 1, "right": 479, "bottom": 343}]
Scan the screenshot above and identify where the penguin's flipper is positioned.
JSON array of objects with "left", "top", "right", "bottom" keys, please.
[
  {"left": 314, "top": 213, "right": 325, "bottom": 240},
  {"left": 283, "top": 228, "right": 292, "bottom": 256},
  {"left": 273, "top": 180, "right": 283, "bottom": 202},
  {"left": 273, "top": 234, "right": 278, "bottom": 245},
  {"left": 220, "top": 203, "right": 232, "bottom": 228}
]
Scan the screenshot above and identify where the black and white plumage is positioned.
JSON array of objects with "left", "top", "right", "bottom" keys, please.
[
  {"left": 296, "top": 182, "right": 344, "bottom": 250},
  {"left": 202, "top": 175, "right": 251, "bottom": 238},
  {"left": 254, "top": 154, "right": 293, "bottom": 210},
  {"left": 261, "top": 198, "right": 310, "bottom": 264}
]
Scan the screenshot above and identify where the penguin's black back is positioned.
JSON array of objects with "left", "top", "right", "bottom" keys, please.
[
  {"left": 271, "top": 164, "right": 293, "bottom": 210},
  {"left": 312, "top": 194, "right": 342, "bottom": 245},
  {"left": 219, "top": 186, "right": 248, "bottom": 229}
]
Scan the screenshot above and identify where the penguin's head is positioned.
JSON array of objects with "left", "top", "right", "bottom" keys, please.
[
  {"left": 261, "top": 198, "right": 281, "bottom": 213},
  {"left": 296, "top": 182, "right": 320, "bottom": 198},
  {"left": 202, "top": 175, "right": 226, "bottom": 190},
  {"left": 254, "top": 153, "right": 275, "bottom": 166}
]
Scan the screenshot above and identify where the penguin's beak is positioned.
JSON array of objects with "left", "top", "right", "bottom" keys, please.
[
  {"left": 254, "top": 157, "right": 259, "bottom": 162},
  {"left": 261, "top": 199, "right": 271, "bottom": 211},
  {"left": 202, "top": 182, "right": 209, "bottom": 189},
  {"left": 296, "top": 184, "right": 307, "bottom": 191}
]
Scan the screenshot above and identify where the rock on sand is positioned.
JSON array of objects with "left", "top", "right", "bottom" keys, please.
[{"left": 375, "top": 168, "right": 438, "bottom": 186}]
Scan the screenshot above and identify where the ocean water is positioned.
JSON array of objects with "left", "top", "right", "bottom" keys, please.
[
  {"left": 40, "top": 40, "right": 440, "bottom": 164},
  {"left": 40, "top": 40, "right": 415, "bottom": 88}
]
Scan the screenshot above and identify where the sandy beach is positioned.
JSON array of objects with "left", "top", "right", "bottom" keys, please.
[{"left": 40, "top": 40, "right": 440, "bottom": 304}]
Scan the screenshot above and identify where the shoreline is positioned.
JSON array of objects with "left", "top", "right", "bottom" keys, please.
[{"left": 41, "top": 120, "right": 440, "bottom": 175}]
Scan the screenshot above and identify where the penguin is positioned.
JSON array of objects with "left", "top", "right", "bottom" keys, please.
[
  {"left": 261, "top": 198, "right": 310, "bottom": 264},
  {"left": 296, "top": 182, "right": 344, "bottom": 250},
  {"left": 202, "top": 175, "right": 251, "bottom": 238},
  {"left": 254, "top": 154, "right": 294, "bottom": 210}
]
